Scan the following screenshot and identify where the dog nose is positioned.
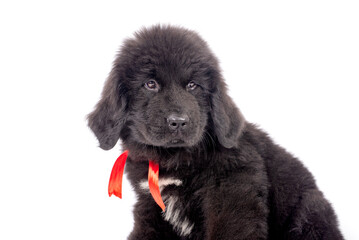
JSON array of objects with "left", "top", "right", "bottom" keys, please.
[{"left": 167, "top": 114, "right": 189, "bottom": 131}]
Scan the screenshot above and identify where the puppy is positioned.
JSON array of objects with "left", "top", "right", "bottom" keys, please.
[{"left": 88, "top": 25, "right": 344, "bottom": 239}]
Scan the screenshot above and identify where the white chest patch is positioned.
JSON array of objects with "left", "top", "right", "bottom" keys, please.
[
  {"left": 138, "top": 178, "right": 194, "bottom": 236},
  {"left": 162, "top": 195, "right": 194, "bottom": 237},
  {"left": 139, "top": 177, "right": 183, "bottom": 191}
]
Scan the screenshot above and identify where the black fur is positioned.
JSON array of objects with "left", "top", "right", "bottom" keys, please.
[{"left": 88, "top": 25, "right": 344, "bottom": 239}]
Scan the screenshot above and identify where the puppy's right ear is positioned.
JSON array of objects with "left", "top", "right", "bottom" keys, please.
[{"left": 87, "top": 67, "right": 127, "bottom": 150}]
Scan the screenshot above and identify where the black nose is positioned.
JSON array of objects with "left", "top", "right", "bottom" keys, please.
[{"left": 167, "top": 114, "right": 189, "bottom": 131}]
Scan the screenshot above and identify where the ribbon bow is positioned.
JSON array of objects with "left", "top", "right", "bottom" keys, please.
[{"left": 108, "top": 150, "right": 166, "bottom": 211}]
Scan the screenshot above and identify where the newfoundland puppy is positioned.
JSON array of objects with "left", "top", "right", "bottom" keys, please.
[{"left": 88, "top": 25, "right": 343, "bottom": 239}]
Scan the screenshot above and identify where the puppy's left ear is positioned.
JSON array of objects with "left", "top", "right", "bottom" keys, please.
[
  {"left": 87, "top": 67, "right": 127, "bottom": 150},
  {"left": 211, "top": 80, "right": 246, "bottom": 148}
]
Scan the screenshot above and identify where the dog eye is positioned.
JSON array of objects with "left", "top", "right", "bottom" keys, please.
[
  {"left": 145, "top": 80, "right": 159, "bottom": 91},
  {"left": 186, "top": 81, "right": 197, "bottom": 91}
]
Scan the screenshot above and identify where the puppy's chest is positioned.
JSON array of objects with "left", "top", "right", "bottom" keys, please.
[{"left": 138, "top": 177, "right": 196, "bottom": 237}]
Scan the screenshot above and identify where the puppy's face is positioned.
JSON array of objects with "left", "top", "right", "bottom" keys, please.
[
  {"left": 88, "top": 26, "right": 244, "bottom": 152},
  {"left": 126, "top": 54, "right": 211, "bottom": 148}
]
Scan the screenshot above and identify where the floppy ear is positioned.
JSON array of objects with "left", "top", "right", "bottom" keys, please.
[
  {"left": 211, "top": 81, "right": 246, "bottom": 148},
  {"left": 87, "top": 68, "right": 127, "bottom": 150}
]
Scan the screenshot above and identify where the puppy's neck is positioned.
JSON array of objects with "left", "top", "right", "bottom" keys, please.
[{"left": 122, "top": 138, "right": 219, "bottom": 171}]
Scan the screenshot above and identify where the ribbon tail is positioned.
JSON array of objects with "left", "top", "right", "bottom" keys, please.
[
  {"left": 148, "top": 160, "right": 166, "bottom": 211},
  {"left": 108, "top": 150, "right": 129, "bottom": 198}
]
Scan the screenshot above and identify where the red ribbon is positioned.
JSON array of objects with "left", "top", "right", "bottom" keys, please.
[
  {"left": 108, "top": 150, "right": 128, "bottom": 199},
  {"left": 148, "top": 160, "right": 166, "bottom": 211},
  {"left": 108, "top": 150, "right": 166, "bottom": 211}
]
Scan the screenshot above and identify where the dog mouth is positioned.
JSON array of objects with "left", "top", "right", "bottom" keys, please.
[
  {"left": 139, "top": 122, "right": 202, "bottom": 148},
  {"left": 138, "top": 126, "right": 192, "bottom": 147},
  {"left": 170, "top": 139, "right": 184, "bottom": 144},
  {"left": 165, "top": 139, "right": 187, "bottom": 147}
]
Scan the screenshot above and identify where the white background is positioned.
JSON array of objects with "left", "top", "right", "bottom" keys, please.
[{"left": 0, "top": 0, "right": 358, "bottom": 239}]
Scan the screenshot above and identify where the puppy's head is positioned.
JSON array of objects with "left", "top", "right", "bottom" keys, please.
[{"left": 88, "top": 25, "right": 245, "bottom": 153}]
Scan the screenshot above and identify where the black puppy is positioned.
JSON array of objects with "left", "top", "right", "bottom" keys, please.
[{"left": 88, "top": 25, "right": 344, "bottom": 239}]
